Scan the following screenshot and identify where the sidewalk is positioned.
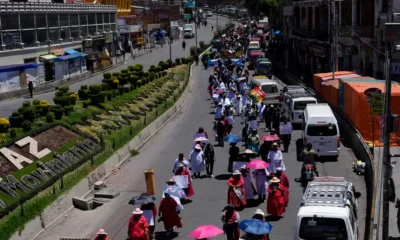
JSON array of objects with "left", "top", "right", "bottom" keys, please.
[{"left": 375, "top": 146, "right": 400, "bottom": 239}]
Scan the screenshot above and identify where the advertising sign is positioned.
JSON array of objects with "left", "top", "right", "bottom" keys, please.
[
  {"left": 117, "top": 19, "right": 126, "bottom": 26},
  {"left": 392, "top": 62, "right": 400, "bottom": 76},
  {"left": 184, "top": 0, "right": 195, "bottom": 8},
  {"left": 152, "top": 6, "right": 169, "bottom": 22},
  {"left": 2, "top": 32, "right": 21, "bottom": 46}
]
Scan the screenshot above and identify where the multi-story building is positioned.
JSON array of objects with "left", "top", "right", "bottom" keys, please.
[
  {"left": 282, "top": 0, "right": 382, "bottom": 78},
  {"left": 0, "top": 1, "right": 117, "bottom": 65},
  {"left": 88, "top": 0, "right": 130, "bottom": 17}
]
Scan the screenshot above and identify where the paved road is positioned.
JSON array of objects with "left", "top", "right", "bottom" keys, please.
[
  {"left": 0, "top": 17, "right": 231, "bottom": 119},
  {"left": 37, "top": 59, "right": 366, "bottom": 239}
]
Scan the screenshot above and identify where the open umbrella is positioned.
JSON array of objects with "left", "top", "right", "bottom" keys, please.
[
  {"left": 239, "top": 219, "right": 273, "bottom": 235},
  {"left": 163, "top": 185, "right": 186, "bottom": 199},
  {"left": 239, "top": 149, "right": 259, "bottom": 158},
  {"left": 188, "top": 225, "right": 224, "bottom": 239},
  {"left": 128, "top": 193, "right": 156, "bottom": 205},
  {"left": 224, "top": 134, "right": 241, "bottom": 143},
  {"left": 261, "top": 135, "right": 280, "bottom": 142},
  {"left": 246, "top": 160, "right": 269, "bottom": 169}
]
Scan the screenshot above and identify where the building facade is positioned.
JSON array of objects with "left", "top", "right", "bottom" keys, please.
[
  {"left": 282, "top": 0, "right": 384, "bottom": 78},
  {"left": 0, "top": 1, "right": 117, "bottom": 65},
  {"left": 89, "top": 0, "right": 130, "bottom": 18}
]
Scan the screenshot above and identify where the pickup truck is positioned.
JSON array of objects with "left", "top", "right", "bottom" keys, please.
[{"left": 294, "top": 176, "right": 361, "bottom": 240}]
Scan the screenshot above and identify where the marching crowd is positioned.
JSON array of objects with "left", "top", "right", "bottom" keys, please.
[{"left": 93, "top": 24, "right": 314, "bottom": 240}]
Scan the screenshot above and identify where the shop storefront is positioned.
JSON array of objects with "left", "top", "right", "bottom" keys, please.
[
  {"left": 39, "top": 54, "right": 57, "bottom": 81},
  {"left": 0, "top": 63, "right": 39, "bottom": 93},
  {"left": 104, "top": 32, "right": 114, "bottom": 57},
  {"left": 83, "top": 37, "right": 112, "bottom": 72},
  {"left": 310, "top": 44, "right": 328, "bottom": 73},
  {"left": 54, "top": 51, "right": 87, "bottom": 81}
]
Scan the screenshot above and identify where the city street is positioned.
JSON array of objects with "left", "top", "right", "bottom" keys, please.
[
  {"left": 36, "top": 61, "right": 367, "bottom": 239},
  {"left": 0, "top": 16, "right": 232, "bottom": 119}
]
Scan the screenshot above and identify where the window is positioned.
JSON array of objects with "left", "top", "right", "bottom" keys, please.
[
  {"left": 70, "top": 27, "right": 80, "bottom": 40},
  {"left": 1, "top": 15, "right": 19, "bottom": 30},
  {"left": 261, "top": 84, "right": 278, "bottom": 93},
  {"left": 110, "top": 13, "right": 116, "bottom": 23},
  {"left": 88, "top": 14, "right": 96, "bottom": 25},
  {"left": 80, "top": 14, "right": 87, "bottom": 25},
  {"left": 294, "top": 100, "right": 317, "bottom": 110},
  {"left": 60, "top": 14, "right": 69, "bottom": 27},
  {"left": 20, "top": 14, "right": 35, "bottom": 29},
  {"left": 104, "top": 24, "right": 110, "bottom": 32},
  {"left": 103, "top": 13, "right": 110, "bottom": 23},
  {"left": 48, "top": 29, "right": 59, "bottom": 41},
  {"left": 299, "top": 217, "right": 348, "bottom": 240},
  {"left": 70, "top": 14, "right": 79, "bottom": 26},
  {"left": 96, "top": 13, "right": 103, "bottom": 24},
  {"left": 81, "top": 26, "right": 88, "bottom": 37},
  {"left": 36, "top": 14, "right": 47, "bottom": 28},
  {"left": 88, "top": 26, "right": 97, "bottom": 36},
  {"left": 21, "top": 30, "right": 36, "bottom": 47},
  {"left": 111, "top": 24, "right": 116, "bottom": 31},
  {"left": 97, "top": 25, "right": 103, "bottom": 33},
  {"left": 306, "top": 124, "right": 338, "bottom": 136},
  {"left": 47, "top": 14, "right": 59, "bottom": 28},
  {"left": 60, "top": 28, "right": 71, "bottom": 40},
  {"left": 37, "top": 29, "right": 48, "bottom": 43}
]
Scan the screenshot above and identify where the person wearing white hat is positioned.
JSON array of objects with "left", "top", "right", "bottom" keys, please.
[
  {"left": 94, "top": 229, "right": 110, "bottom": 240},
  {"left": 227, "top": 170, "right": 246, "bottom": 208},
  {"left": 266, "top": 177, "right": 286, "bottom": 217},
  {"left": 267, "top": 142, "right": 286, "bottom": 174},
  {"left": 189, "top": 144, "right": 205, "bottom": 179},
  {"left": 128, "top": 208, "right": 150, "bottom": 240},
  {"left": 234, "top": 93, "right": 243, "bottom": 116}
]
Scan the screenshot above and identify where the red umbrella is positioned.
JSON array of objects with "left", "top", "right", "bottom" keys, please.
[
  {"left": 188, "top": 225, "right": 224, "bottom": 239},
  {"left": 261, "top": 135, "right": 280, "bottom": 142},
  {"left": 246, "top": 159, "right": 270, "bottom": 169}
]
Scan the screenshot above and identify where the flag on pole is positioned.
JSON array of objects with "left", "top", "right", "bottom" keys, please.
[{"left": 249, "top": 86, "right": 266, "bottom": 103}]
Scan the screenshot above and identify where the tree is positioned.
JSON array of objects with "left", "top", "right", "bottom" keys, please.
[{"left": 245, "top": 0, "right": 279, "bottom": 19}]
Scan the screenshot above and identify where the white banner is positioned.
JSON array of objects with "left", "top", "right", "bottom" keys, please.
[{"left": 173, "top": 175, "right": 189, "bottom": 188}]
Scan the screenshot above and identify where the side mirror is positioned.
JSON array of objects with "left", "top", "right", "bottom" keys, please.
[{"left": 355, "top": 192, "right": 361, "bottom": 198}]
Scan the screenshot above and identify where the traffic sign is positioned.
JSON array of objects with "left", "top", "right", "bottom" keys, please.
[
  {"left": 371, "top": 94, "right": 384, "bottom": 104},
  {"left": 370, "top": 93, "right": 384, "bottom": 114}
]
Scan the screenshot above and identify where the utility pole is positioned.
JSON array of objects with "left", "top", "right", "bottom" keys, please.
[
  {"left": 381, "top": 31, "right": 392, "bottom": 240},
  {"left": 330, "top": 0, "right": 335, "bottom": 81},
  {"left": 195, "top": 1, "right": 198, "bottom": 49}
]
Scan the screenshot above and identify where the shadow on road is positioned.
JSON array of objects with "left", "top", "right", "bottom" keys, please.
[
  {"left": 154, "top": 231, "right": 179, "bottom": 240},
  {"left": 265, "top": 215, "right": 283, "bottom": 222},
  {"left": 214, "top": 174, "right": 231, "bottom": 180}
]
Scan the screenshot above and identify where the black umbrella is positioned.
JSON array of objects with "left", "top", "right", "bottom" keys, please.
[{"left": 128, "top": 193, "right": 156, "bottom": 205}]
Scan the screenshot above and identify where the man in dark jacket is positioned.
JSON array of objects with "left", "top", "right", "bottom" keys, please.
[
  {"left": 204, "top": 142, "right": 216, "bottom": 178},
  {"left": 217, "top": 116, "right": 226, "bottom": 147},
  {"left": 263, "top": 105, "right": 273, "bottom": 130},
  {"left": 242, "top": 122, "right": 251, "bottom": 149}
]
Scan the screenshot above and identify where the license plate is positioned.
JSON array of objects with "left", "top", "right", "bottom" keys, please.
[{"left": 319, "top": 142, "right": 326, "bottom": 146}]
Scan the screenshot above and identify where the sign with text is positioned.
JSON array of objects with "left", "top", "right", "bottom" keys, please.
[{"left": 152, "top": 6, "right": 169, "bottom": 22}]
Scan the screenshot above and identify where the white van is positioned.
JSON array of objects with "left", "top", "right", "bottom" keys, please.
[
  {"left": 302, "top": 103, "right": 340, "bottom": 158},
  {"left": 294, "top": 177, "right": 360, "bottom": 240},
  {"left": 249, "top": 41, "right": 260, "bottom": 49},
  {"left": 284, "top": 92, "right": 317, "bottom": 124}
]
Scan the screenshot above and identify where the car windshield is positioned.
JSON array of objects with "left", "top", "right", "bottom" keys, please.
[
  {"left": 259, "top": 63, "right": 271, "bottom": 69},
  {"left": 261, "top": 84, "right": 277, "bottom": 93},
  {"left": 306, "top": 124, "right": 338, "bottom": 136},
  {"left": 294, "top": 100, "right": 316, "bottom": 110},
  {"left": 184, "top": 30, "right": 191, "bottom": 33},
  {"left": 299, "top": 217, "right": 348, "bottom": 240}
]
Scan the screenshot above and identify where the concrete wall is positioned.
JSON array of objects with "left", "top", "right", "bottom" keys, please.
[{"left": 9, "top": 59, "right": 196, "bottom": 240}]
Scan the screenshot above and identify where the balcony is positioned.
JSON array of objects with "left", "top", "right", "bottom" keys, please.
[
  {"left": 292, "top": 27, "right": 329, "bottom": 41},
  {"left": 353, "top": 26, "right": 374, "bottom": 38}
]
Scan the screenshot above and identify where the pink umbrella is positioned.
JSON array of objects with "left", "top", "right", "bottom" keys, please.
[
  {"left": 188, "top": 225, "right": 224, "bottom": 239},
  {"left": 246, "top": 159, "right": 270, "bottom": 169},
  {"left": 194, "top": 137, "right": 208, "bottom": 142},
  {"left": 261, "top": 135, "right": 280, "bottom": 142}
]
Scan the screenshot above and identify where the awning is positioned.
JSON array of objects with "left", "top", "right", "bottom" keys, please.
[
  {"left": 65, "top": 49, "right": 80, "bottom": 55},
  {"left": 40, "top": 54, "right": 57, "bottom": 60},
  {"left": 54, "top": 53, "right": 86, "bottom": 62},
  {"left": 0, "top": 63, "right": 39, "bottom": 73}
]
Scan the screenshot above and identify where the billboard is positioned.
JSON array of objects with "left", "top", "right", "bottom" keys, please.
[
  {"left": 184, "top": 0, "right": 195, "bottom": 8},
  {"left": 152, "top": 5, "right": 169, "bottom": 22}
]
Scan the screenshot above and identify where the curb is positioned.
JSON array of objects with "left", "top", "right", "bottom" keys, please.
[{"left": 31, "top": 46, "right": 211, "bottom": 240}]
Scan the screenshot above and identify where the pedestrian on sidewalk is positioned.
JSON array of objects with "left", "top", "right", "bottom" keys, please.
[
  {"left": 228, "top": 142, "right": 239, "bottom": 173},
  {"left": 159, "top": 193, "right": 182, "bottom": 236},
  {"left": 128, "top": 208, "right": 150, "bottom": 240},
  {"left": 95, "top": 229, "right": 110, "bottom": 240},
  {"left": 28, "top": 81, "right": 34, "bottom": 98},
  {"left": 182, "top": 40, "right": 186, "bottom": 50}
]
